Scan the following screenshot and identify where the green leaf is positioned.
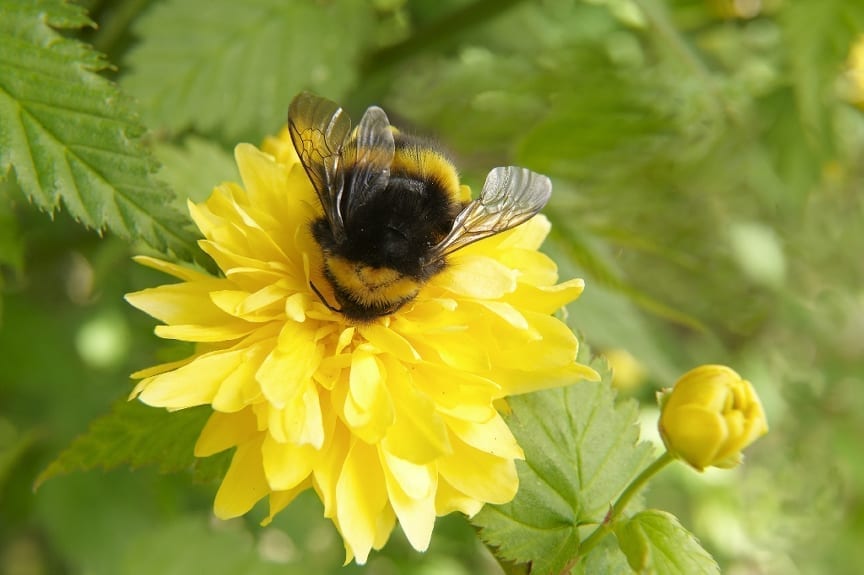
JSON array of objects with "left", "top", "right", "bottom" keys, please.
[
  {"left": 614, "top": 510, "right": 720, "bottom": 575},
  {"left": 472, "top": 362, "right": 654, "bottom": 575},
  {"left": 36, "top": 399, "right": 230, "bottom": 488},
  {"left": 572, "top": 535, "right": 634, "bottom": 575},
  {"left": 122, "top": 0, "right": 377, "bottom": 142},
  {"left": 0, "top": 0, "right": 198, "bottom": 259},
  {"left": 154, "top": 136, "right": 239, "bottom": 213}
]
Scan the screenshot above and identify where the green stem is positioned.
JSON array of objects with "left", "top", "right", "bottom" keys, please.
[{"left": 577, "top": 451, "right": 675, "bottom": 559}]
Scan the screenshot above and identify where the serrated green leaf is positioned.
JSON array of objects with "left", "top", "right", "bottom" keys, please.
[
  {"left": 0, "top": 0, "right": 198, "bottom": 259},
  {"left": 615, "top": 510, "right": 719, "bottom": 575},
  {"left": 472, "top": 367, "right": 654, "bottom": 575},
  {"left": 122, "top": 0, "right": 376, "bottom": 142},
  {"left": 572, "top": 534, "right": 634, "bottom": 575},
  {"left": 36, "top": 399, "right": 229, "bottom": 488}
]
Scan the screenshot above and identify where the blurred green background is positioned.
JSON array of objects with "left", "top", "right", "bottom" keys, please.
[{"left": 2, "top": 0, "right": 864, "bottom": 573}]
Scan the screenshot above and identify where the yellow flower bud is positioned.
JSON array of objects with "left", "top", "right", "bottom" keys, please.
[{"left": 658, "top": 365, "right": 768, "bottom": 471}]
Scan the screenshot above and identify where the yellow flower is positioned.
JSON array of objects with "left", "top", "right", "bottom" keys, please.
[
  {"left": 126, "top": 128, "right": 598, "bottom": 563},
  {"left": 658, "top": 365, "right": 768, "bottom": 471}
]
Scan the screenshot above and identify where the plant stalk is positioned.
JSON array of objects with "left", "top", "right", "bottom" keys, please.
[{"left": 577, "top": 450, "right": 675, "bottom": 559}]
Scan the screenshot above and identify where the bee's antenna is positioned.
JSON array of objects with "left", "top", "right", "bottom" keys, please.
[{"left": 310, "top": 281, "right": 341, "bottom": 313}]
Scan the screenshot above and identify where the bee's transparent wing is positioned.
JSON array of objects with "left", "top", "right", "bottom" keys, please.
[
  {"left": 341, "top": 106, "right": 395, "bottom": 222},
  {"left": 288, "top": 92, "right": 352, "bottom": 239},
  {"left": 430, "top": 166, "right": 551, "bottom": 258}
]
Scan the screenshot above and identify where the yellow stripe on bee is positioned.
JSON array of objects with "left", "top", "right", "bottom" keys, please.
[
  {"left": 327, "top": 256, "right": 421, "bottom": 306},
  {"left": 391, "top": 147, "right": 462, "bottom": 202}
]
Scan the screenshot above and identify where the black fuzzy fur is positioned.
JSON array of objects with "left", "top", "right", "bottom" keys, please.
[{"left": 312, "top": 133, "right": 463, "bottom": 321}]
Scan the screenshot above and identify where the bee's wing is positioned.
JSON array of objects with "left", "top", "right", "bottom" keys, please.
[
  {"left": 288, "top": 92, "right": 352, "bottom": 239},
  {"left": 430, "top": 166, "right": 551, "bottom": 258},
  {"left": 341, "top": 106, "right": 395, "bottom": 222}
]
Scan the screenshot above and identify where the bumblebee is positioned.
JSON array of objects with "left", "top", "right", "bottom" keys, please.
[{"left": 288, "top": 92, "right": 552, "bottom": 322}]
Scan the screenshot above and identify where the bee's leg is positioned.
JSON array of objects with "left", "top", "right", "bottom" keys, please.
[{"left": 310, "top": 281, "right": 341, "bottom": 314}]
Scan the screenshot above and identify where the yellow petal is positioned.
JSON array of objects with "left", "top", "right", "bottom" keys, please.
[
  {"left": 489, "top": 311, "right": 579, "bottom": 372},
  {"left": 210, "top": 282, "right": 289, "bottom": 322},
  {"left": 194, "top": 187, "right": 289, "bottom": 267},
  {"left": 714, "top": 410, "right": 746, "bottom": 462},
  {"left": 211, "top": 340, "right": 268, "bottom": 412},
  {"left": 136, "top": 348, "right": 248, "bottom": 408},
  {"left": 434, "top": 254, "right": 518, "bottom": 299},
  {"left": 473, "top": 300, "right": 533, "bottom": 332},
  {"left": 372, "top": 505, "right": 397, "bottom": 553},
  {"left": 338, "top": 349, "right": 394, "bottom": 443},
  {"left": 455, "top": 214, "right": 550, "bottom": 256},
  {"left": 664, "top": 365, "right": 737, "bottom": 412},
  {"left": 435, "top": 478, "right": 484, "bottom": 517},
  {"left": 380, "top": 448, "right": 436, "bottom": 552},
  {"left": 421, "top": 330, "right": 492, "bottom": 372},
  {"left": 261, "top": 433, "right": 315, "bottom": 490},
  {"left": 335, "top": 326, "right": 356, "bottom": 355},
  {"left": 131, "top": 255, "right": 214, "bottom": 283},
  {"left": 437, "top": 435, "right": 519, "bottom": 505},
  {"left": 497, "top": 248, "right": 559, "bottom": 286},
  {"left": 263, "top": 480, "right": 311, "bottom": 526},
  {"left": 381, "top": 448, "right": 434, "bottom": 499},
  {"left": 660, "top": 405, "right": 726, "bottom": 470},
  {"left": 267, "top": 382, "right": 326, "bottom": 448},
  {"left": 284, "top": 292, "right": 309, "bottom": 322},
  {"left": 130, "top": 357, "right": 193, "bottom": 380},
  {"left": 214, "top": 437, "right": 269, "bottom": 518},
  {"left": 195, "top": 408, "right": 259, "bottom": 457},
  {"left": 359, "top": 324, "right": 420, "bottom": 362},
  {"left": 126, "top": 281, "right": 237, "bottom": 327},
  {"left": 379, "top": 357, "right": 452, "bottom": 464},
  {"left": 154, "top": 322, "right": 256, "bottom": 342},
  {"left": 198, "top": 239, "right": 294, "bottom": 292},
  {"left": 256, "top": 322, "right": 322, "bottom": 408},
  {"left": 336, "top": 439, "right": 389, "bottom": 564},
  {"left": 506, "top": 279, "right": 585, "bottom": 314},
  {"left": 411, "top": 363, "right": 499, "bottom": 423},
  {"left": 500, "top": 214, "right": 550, "bottom": 251},
  {"left": 313, "top": 422, "right": 351, "bottom": 518},
  {"left": 235, "top": 144, "right": 289, "bottom": 206},
  {"left": 444, "top": 412, "right": 524, "bottom": 460}
]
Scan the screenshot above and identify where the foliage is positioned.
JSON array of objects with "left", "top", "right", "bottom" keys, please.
[
  {"left": 473, "top": 360, "right": 655, "bottom": 574},
  {"left": 121, "top": 0, "right": 377, "bottom": 143},
  {"left": 2, "top": 0, "right": 864, "bottom": 573},
  {"left": 34, "top": 400, "right": 229, "bottom": 488},
  {"left": 615, "top": 510, "right": 719, "bottom": 574},
  {"left": 0, "top": 0, "right": 198, "bottom": 260}
]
